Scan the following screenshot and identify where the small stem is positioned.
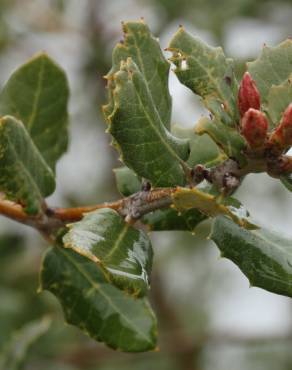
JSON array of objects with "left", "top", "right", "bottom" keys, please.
[
  {"left": 267, "top": 154, "right": 292, "bottom": 176},
  {"left": 51, "top": 188, "right": 174, "bottom": 223},
  {"left": 0, "top": 198, "right": 37, "bottom": 225},
  {"left": 180, "top": 161, "right": 193, "bottom": 184},
  {"left": 121, "top": 188, "right": 173, "bottom": 220},
  {"left": 51, "top": 200, "right": 124, "bottom": 222},
  {"left": 0, "top": 188, "right": 175, "bottom": 240},
  {"left": 1, "top": 149, "right": 292, "bottom": 241}
]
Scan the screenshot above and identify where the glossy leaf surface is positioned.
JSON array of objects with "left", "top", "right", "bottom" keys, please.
[
  {"left": 63, "top": 208, "right": 153, "bottom": 296},
  {"left": 0, "top": 53, "right": 69, "bottom": 171},
  {"left": 211, "top": 216, "right": 292, "bottom": 297},
  {"left": 0, "top": 116, "right": 55, "bottom": 214},
  {"left": 40, "top": 247, "right": 157, "bottom": 352}
]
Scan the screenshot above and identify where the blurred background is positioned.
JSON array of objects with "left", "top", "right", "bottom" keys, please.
[{"left": 1, "top": 0, "right": 292, "bottom": 369}]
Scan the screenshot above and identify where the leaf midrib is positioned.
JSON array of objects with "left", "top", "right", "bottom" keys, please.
[
  {"left": 131, "top": 28, "right": 170, "bottom": 129},
  {"left": 103, "top": 222, "right": 129, "bottom": 261},
  {"left": 27, "top": 56, "right": 45, "bottom": 132},
  {"left": 185, "top": 51, "right": 228, "bottom": 108},
  {"left": 132, "top": 72, "right": 184, "bottom": 166},
  {"left": 3, "top": 121, "right": 43, "bottom": 208}
]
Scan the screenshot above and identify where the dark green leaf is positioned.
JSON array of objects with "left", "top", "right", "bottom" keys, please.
[
  {"left": 63, "top": 208, "right": 153, "bottom": 296},
  {"left": 0, "top": 317, "right": 51, "bottom": 370},
  {"left": 104, "top": 58, "right": 189, "bottom": 186},
  {"left": 40, "top": 247, "right": 157, "bottom": 352},
  {"left": 0, "top": 116, "right": 55, "bottom": 214},
  {"left": 168, "top": 26, "right": 238, "bottom": 126},
  {"left": 247, "top": 39, "right": 292, "bottom": 111},
  {"left": 143, "top": 207, "right": 207, "bottom": 232},
  {"left": 113, "top": 167, "right": 141, "bottom": 196},
  {"left": 211, "top": 216, "right": 292, "bottom": 298},
  {"left": 0, "top": 53, "right": 69, "bottom": 171},
  {"left": 105, "top": 20, "right": 172, "bottom": 130}
]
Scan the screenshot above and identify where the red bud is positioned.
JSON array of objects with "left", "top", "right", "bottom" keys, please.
[
  {"left": 269, "top": 103, "right": 292, "bottom": 150},
  {"left": 241, "top": 108, "right": 268, "bottom": 149},
  {"left": 238, "top": 72, "right": 261, "bottom": 118}
]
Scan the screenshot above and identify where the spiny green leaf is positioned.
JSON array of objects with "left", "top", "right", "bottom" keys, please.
[
  {"left": 172, "top": 125, "right": 227, "bottom": 168},
  {"left": 168, "top": 26, "right": 238, "bottom": 126},
  {"left": 0, "top": 53, "right": 69, "bottom": 171},
  {"left": 211, "top": 216, "right": 292, "bottom": 297},
  {"left": 63, "top": 208, "right": 153, "bottom": 297},
  {"left": 143, "top": 207, "right": 207, "bottom": 232},
  {"left": 105, "top": 58, "right": 189, "bottom": 186},
  {"left": 0, "top": 317, "right": 51, "bottom": 370},
  {"left": 114, "top": 166, "right": 141, "bottom": 196},
  {"left": 247, "top": 39, "right": 292, "bottom": 110},
  {"left": 0, "top": 116, "right": 55, "bottom": 214},
  {"left": 105, "top": 20, "right": 172, "bottom": 130},
  {"left": 268, "top": 81, "right": 292, "bottom": 127},
  {"left": 195, "top": 117, "right": 247, "bottom": 166},
  {"left": 40, "top": 247, "right": 157, "bottom": 352},
  {"left": 173, "top": 187, "right": 256, "bottom": 229}
]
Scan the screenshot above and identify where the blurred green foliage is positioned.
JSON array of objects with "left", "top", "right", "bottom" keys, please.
[{"left": 1, "top": 1, "right": 292, "bottom": 369}]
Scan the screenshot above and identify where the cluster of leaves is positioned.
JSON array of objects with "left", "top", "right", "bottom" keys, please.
[{"left": 1, "top": 19, "right": 292, "bottom": 353}]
